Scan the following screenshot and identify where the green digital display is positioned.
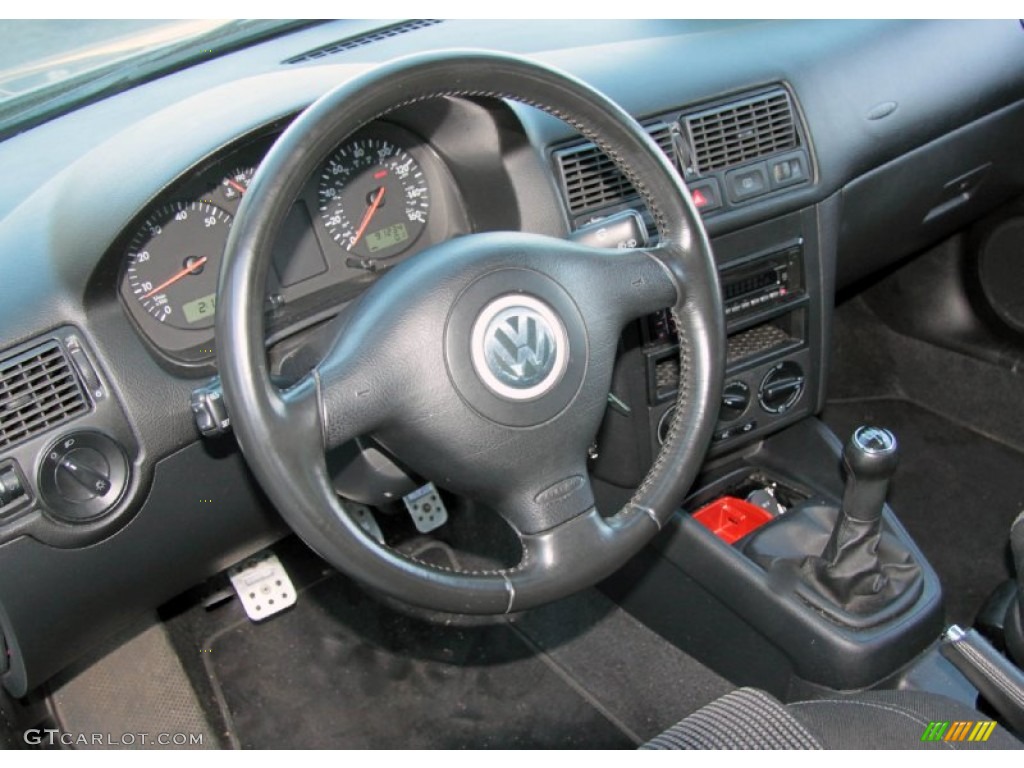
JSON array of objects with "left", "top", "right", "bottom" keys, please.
[
  {"left": 182, "top": 293, "right": 216, "bottom": 325},
  {"left": 365, "top": 222, "right": 410, "bottom": 254}
]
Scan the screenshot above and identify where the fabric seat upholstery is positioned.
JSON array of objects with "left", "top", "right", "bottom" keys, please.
[{"left": 643, "top": 687, "right": 1023, "bottom": 750}]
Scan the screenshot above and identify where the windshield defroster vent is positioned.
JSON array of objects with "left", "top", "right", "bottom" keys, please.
[
  {"left": 556, "top": 123, "right": 674, "bottom": 217},
  {"left": 283, "top": 20, "right": 443, "bottom": 64},
  {"left": 683, "top": 89, "right": 799, "bottom": 175},
  {"left": 0, "top": 340, "right": 88, "bottom": 450}
]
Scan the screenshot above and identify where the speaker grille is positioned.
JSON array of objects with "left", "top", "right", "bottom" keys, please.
[{"left": 978, "top": 218, "right": 1024, "bottom": 334}]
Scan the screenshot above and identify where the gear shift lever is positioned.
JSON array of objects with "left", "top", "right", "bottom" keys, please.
[
  {"left": 802, "top": 426, "right": 920, "bottom": 615},
  {"left": 840, "top": 426, "right": 899, "bottom": 525},
  {"left": 743, "top": 425, "right": 924, "bottom": 622}
]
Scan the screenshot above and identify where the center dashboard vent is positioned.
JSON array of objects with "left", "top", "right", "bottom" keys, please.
[
  {"left": 283, "top": 20, "right": 443, "bottom": 64},
  {"left": 683, "top": 89, "right": 798, "bottom": 175},
  {"left": 0, "top": 340, "right": 88, "bottom": 450},
  {"left": 555, "top": 87, "right": 805, "bottom": 220},
  {"left": 556, "top": 123, "right": 674, "bottom": 217}
]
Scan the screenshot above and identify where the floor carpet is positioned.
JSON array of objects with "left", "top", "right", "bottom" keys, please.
[{"left": 178, "top": 538, "right": 732, "bottom": 749}]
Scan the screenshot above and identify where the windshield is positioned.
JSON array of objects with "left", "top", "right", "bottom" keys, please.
[
  {"left": 0, "top": 20, "right": 231, "bottom": 101},
  {"left": 0, "top": 19, "right": 314, "bottom": 140}
]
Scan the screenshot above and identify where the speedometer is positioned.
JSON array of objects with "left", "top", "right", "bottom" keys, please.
[{"left": 316, "top": 138, "right": 430, "bottom": 261}]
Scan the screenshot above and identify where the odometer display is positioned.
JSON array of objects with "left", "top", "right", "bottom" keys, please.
[
  {"left": 182, "top": 292, "right": 217, "bottom": 325},
  {"left": 366, "top": 222, "right": 409, "bottom": 253},
  {"left": 317, "top": 138, "right": 430, "bottom": 261}
]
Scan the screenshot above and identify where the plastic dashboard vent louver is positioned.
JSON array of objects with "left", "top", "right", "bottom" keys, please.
[
  {"left": 556, "top": 123, "right": 674, "bottom": 217},
  {"left": 683, "top": 90, "right": 799, "bottom": 175},
  {"left": 283, "top": 20, "right": 443, "bottom": 64},
  {"left": 0, "top": 340, "right": 87, "bottom": 450}
]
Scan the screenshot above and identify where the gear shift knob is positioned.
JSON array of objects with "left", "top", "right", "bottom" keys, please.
[{"left": 841, "top": 426, "right": 899, "bottom": 523}]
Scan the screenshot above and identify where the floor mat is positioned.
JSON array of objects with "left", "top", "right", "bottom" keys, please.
[
  {"left": 204, "top": 577, "right": 630, "bottom": 749},
  {"left": 182, "top": 538, "right": 732, "bottom": 749},
  {"left": 823, "top": 398, "right": 1024, "bottom": 626},
  {"left": 49, "top": 616, "right": 216, "bottom": 750}
]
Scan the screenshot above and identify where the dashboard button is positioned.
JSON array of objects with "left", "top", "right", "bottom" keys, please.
[
  {"left": 0, "top": 464, "right": 24, "bottom": 512},
  {"left": 725, "top": 163, "right": 769, "bottom": 202},
  {"left": 770, "top": 151, "right": 809, "bottom": 189},
  {"left": 689, "top": 178, "right": 722, "bottom": 212}
]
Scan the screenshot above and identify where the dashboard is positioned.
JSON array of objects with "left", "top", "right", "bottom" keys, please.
[{"left": 2, "top": 19, "right": 1024, "bottom": 697}]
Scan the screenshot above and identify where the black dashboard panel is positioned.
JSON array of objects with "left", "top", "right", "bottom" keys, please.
[{"left": 1, "top": 19, "right": 1023, "bottom": 696}]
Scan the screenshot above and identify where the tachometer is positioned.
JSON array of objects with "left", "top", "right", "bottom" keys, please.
[
  {"left": 316, "top": 137, "right": 430, "bottom": 261},
  {"left": 124, "top": 201, "right": 232, "bottom": 330}
]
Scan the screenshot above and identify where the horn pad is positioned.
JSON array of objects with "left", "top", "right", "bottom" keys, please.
[{"left": 444, "top": 268, "right": 588, "bottom": 428}]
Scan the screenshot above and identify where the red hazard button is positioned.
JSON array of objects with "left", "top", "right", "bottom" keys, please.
[{"left": 689, "top": 180, "right": 721, "bottom": 212}]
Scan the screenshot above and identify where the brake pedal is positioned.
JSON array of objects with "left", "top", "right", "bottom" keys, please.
[
  {"left": 341, "top": 499, "right": 385, "bottom": 543},
  {"left": 403, "top": 482, "right": 448, "bottom": 533},
  {"left": 227, "top": 550, "right": 296, "bottom": 622}
]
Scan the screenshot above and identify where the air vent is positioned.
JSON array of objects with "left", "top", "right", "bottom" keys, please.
[
  {"left": 684, "top": 90, "right": 799, "bottom": 175},
  {"left": 283, "top": 20, "right": 442, "bottom": 64},
  {"left": 556, "top": 123, "right": 674, "bottom": 217},
  {"left": 0, "top": 340, "right": 88, "bottom": 450}
]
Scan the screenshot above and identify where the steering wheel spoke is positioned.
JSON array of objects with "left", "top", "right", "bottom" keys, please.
[
  {"left": 567, "top": 241, "right": 685, "bottom": 326},
  {"left": 494, "top": 456, "right": 598, "bottom": 536},
  {"left": 313, "top": 349, "right": 394, "bottom": 452},
  {"left": 508, "top": 503, "right": 661, "bottom": 610}
]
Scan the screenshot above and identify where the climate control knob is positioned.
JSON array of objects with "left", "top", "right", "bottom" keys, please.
[
  {"left": 758, "top": 361, "right": 805, "bottom": 414},
  {"left": 719, "top": 380, "right": 751, "bottom": 422}
]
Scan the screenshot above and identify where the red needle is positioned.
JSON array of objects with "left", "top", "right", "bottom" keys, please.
[
  {"left": 142, "top": 256, "right": 208, "bottom": 299},
  {"left": 225, "top": 178, "right": 248, "bottom": 195},
  {"left": 347, "top": 186, "right": 386, "bottom": 251}
]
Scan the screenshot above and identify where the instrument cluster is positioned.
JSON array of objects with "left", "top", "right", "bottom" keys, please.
[{"left": 117, "top": 121, "right": 466, "bottom": 369}]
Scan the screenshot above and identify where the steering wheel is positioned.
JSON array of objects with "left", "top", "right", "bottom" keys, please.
[{"left": 217, "top": 51, "right": 724, "bottom": 615}]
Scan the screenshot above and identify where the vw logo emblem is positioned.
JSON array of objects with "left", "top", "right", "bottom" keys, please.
[{"left": 471, "top": 295, "right": 569, "bottom": 401}]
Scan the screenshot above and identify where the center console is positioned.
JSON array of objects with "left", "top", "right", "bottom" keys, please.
[
  {"left": 602, "top": 418, "right": 945, "bottom": 697},
  {"left": 646, "top": 235, "right": 808, "bottom": 449},
  {"left": 586, "top": 199, "right": 951, "bottom": 698},
  {"left": 591, "top": 204, "right": 832, "bottom": 491}
]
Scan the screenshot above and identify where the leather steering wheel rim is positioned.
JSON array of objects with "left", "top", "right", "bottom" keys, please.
[{"left": 217, "top": 50, "right": 725, "bottom": 615}]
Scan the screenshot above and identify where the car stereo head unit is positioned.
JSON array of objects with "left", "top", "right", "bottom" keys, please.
[
  {"left": 644, "top": 243, "right": 804, "bottom": 346},
  {"left": 721, "top": 245, "right": 802, "bottom": 320}
]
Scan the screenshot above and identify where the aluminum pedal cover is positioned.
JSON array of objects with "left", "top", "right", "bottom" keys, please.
[
  {"left": 227, "top": 551, "right": 296, "bottom": 622},
  {"left": 340, "top": 499, "right": 385, "bottom": 543},
  {"left": 403, "top": 482, "right": 448, "bottom": 533}
]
